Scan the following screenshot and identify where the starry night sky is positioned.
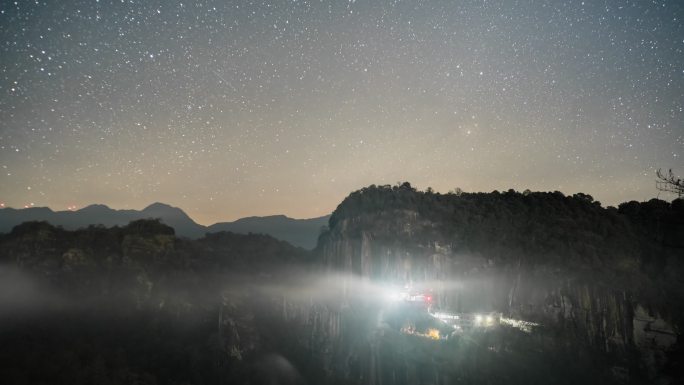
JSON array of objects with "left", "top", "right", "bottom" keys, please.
[{"left": 0, "top": 0, "right": 682, "bottom": 224}]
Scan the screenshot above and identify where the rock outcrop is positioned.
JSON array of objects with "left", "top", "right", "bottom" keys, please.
[{"left": 313, "top": 184, "right": 683, "bottom": 384}]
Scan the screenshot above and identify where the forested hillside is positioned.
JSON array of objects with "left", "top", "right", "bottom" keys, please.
[{"left": 317, "top": 183, "right": 684, "bottom": 384}]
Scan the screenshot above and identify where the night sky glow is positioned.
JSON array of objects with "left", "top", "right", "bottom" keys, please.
[{"left": 1, "top": 0, "right": 682, "bottom": 224}]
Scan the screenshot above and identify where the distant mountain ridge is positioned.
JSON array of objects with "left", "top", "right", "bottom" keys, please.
[
  {"left": 0, "top": 203, "right": 329, "bottom": 249},
  {"left": 208, "top": 214, "right": 329, "bottom": 250}
]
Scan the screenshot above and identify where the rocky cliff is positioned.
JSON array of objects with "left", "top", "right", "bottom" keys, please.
[{"left": 312, "top": 183, "right": 683, "bottom": 384}]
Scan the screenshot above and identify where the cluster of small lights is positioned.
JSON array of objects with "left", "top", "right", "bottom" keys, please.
[{"left": 500, "top": 316, "right": 540, "bottom": 333}]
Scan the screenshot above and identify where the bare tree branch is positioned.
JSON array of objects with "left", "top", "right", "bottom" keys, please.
[{"left": 656, "top": 168, "right": 684, "bottom": 197}]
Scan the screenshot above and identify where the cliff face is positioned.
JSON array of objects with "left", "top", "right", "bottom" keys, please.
[{"left": 313, "top": 185, "right": 683, "bottom": 384}]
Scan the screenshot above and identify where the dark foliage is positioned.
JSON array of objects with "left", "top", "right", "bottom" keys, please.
[
  {"left": 324, "top": 184, "right": 684, "bottom": 337},
  {"left": 0, "top": 219, "right": 312, "bottom": 385},
  {"left": 325, "top": 184, "right": 671, "bottom": 272}
]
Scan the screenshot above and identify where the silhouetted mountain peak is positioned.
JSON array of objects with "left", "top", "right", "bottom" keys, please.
[
  {"left": 143, "top": 202, "right": 176, "bottom": 211},
  {"left": 141, "top": 202, "right": 195, "bottom": 222},
  {"left": 78, "top": 204, "right": 111, "bottom": 213},
  {"left": 232, "top": 214, "right": 288, "bottom": 223},
  {"left": 9, "top": 206, "right": 54, "bottom": 214},
  {"left": 208, "top": 214, "right": 330, "bottom": 249}
]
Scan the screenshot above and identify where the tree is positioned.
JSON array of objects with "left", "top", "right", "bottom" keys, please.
[{"left": 656, "top": 169, "right": 684, "bottom": 198}]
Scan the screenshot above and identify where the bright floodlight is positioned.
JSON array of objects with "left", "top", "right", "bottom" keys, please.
[
  {"left": 383, "top": 286, "right": 407, "bottom": 302},
  {"left": 475, "top": 314, "right": 482, "bottom": 323},
  {"left": 486, "top": 315, "right": 493, "bottom": 323}
]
